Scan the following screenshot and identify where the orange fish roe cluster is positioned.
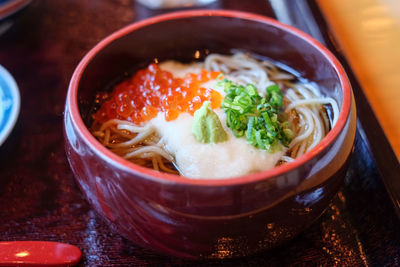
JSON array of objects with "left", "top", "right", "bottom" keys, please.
[{"left": 94, "top": 63, "right": 223, "bottom": 124}]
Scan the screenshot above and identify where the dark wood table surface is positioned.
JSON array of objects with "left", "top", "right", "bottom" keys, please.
[{"left": 0, "top": 0, "right": 399, "bottom": 266}]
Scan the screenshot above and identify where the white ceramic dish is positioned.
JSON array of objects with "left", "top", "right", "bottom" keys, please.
[{"left": 0, "top": 65, "right": 20, "bottom": 146}]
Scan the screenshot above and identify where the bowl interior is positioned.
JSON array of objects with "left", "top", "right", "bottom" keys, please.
[{"left": 69, "top": 11, "right": 350, "bottom": 186}]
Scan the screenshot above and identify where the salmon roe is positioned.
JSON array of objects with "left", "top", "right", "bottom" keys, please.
[{"left": 94, "top": 64, "right": 223, "bottom": 124}]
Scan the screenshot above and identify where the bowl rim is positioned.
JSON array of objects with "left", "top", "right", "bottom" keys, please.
[{"left": 66, "top": 9, "right": 352, "bottom": 187}]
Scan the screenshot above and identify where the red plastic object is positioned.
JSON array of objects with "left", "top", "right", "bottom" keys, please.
[{"left": 0, "top": 241, "right": 82, "bottom": 266}]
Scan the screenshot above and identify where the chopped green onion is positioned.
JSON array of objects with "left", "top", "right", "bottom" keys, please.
[
  {"left": 266, "top": 84, "right": 283, "bottom": 108},
  {"left": 220, "top": 79, "right": 293, "bottom": 152}
]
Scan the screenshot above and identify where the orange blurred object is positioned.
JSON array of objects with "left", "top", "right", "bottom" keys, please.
[{"left": 318, "top": 0, "right": 400, "bottom": 161}]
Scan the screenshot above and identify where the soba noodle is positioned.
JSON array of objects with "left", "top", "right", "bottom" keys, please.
[{"left": 92, "top": 52, "right": 339, "bottom": 178}]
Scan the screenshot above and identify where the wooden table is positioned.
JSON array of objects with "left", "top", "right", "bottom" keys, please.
[{"left": 0, "top": 0, "right": 399, "bottom": 265}]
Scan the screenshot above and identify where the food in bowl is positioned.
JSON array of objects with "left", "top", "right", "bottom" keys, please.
[
  {"left": 64, "top": 10, "right": 356, "bottom": 259},
  {"left": 91, "top": 52, "right": 339, "bottom": 178}
]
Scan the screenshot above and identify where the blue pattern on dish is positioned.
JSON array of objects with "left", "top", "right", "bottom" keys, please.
[{"left": 0, "top": 77, "right": 13, "bottom": 132}]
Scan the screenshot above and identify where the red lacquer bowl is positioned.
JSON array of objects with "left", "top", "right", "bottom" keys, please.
[{"left": 64, "top": 10, "right": 356, "bottom": 259}]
